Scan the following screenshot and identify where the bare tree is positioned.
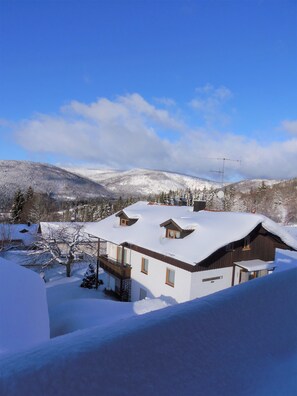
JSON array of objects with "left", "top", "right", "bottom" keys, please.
[{"left": 30, "top": 223, "right": 97, "bottom": 277}]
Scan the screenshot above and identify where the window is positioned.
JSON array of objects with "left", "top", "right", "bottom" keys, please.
[
  {"left": 141, "top": 258, "right": 149, "bottom": 274},
  {"left": 120, "top": 218, "right": 129, "bottom": 226},
  {"left": 242, "top": 236, "right": 251, "bottom": 251},
  {"left": 116, "top": 246, "right": 128, "bottom": 264},
  {"left": 166, "top": 268, "right": 175, "bottom": 287},
  {"left": 166, "top": 229, "right": 181, "bottom": 239}
]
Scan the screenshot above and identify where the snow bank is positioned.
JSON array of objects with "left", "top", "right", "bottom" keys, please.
[
  {"left": 50, "top": 297, "right": 173, "bottom": 337},
  {"left": 0, "top": 266, "right": 296, "bottom": 395},
  {"left": 0, "top": 258, "right": 50, "bottom": 355}
]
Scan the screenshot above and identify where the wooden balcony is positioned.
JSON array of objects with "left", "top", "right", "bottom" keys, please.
[{"left": 99, "top": 254, "right": 131, "bottom": 280}]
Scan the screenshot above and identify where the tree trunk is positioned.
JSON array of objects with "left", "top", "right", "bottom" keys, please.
[{"left": 66, "top": 261, "right": 72, "bottom": 277}]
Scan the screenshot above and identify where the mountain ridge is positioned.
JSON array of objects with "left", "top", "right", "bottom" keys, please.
[{"left": 0, "top": 160, "right": 110, "bottom": 206}]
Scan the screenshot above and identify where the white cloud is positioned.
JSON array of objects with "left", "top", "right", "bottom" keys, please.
[
  {"left": 190, "top": 84, "right": 233, "bottom": 126},
  {"left": 153, "top": 97, "right": 176, "bottom": 107},
  {"left": 13, "top": 93, "right": 297, "bottom": 180},
  {"left": 281, "top": 120, "right": 297, "bottom": 135}
]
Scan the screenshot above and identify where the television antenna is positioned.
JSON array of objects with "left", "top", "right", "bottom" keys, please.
[{"left": 210, "top": 157, "right": 241, "bottom": 186}]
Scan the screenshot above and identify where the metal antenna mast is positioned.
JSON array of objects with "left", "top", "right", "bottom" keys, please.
[{"left": 211, "top": 157, "right": 241, "bottom": 186}]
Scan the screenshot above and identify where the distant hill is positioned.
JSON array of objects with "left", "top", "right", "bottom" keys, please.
[
  {"left": 0, "top": 161, "right": 110, "bottom": 206},
  {"left": 217, "top": 178, "right": 297, "bottom": 224},
  {"left": 64, "top": 167, "right": 221, "bottom": 197},
  {"left": 226, "top": 178, "right": 282, "bottom": 194},
  {"left": 1, "top": 161, "right": 295, "bottom": 224}
]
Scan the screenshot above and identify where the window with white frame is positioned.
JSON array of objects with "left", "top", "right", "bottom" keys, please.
[{"left": 166, "top": 268, "right": 175, "bottom": 287}]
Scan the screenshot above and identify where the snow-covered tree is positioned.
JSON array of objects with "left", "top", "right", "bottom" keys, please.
[
  {"left": 80, "top": 263, "right": 96, "bottom": 289},
  {"left": 30, "top": 223, "right": 97, "bottom": 277},
  {"left": 11, "top": 189, "right": 25, "bottom": 223}
]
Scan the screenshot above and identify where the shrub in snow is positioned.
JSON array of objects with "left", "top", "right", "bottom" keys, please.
[{"left": 80, "top": 263, "right": 96, "bottom": 289}]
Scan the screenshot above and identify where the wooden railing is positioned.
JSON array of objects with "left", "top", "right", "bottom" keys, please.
[{"left": 99, "top": 254, "right": 131, "bottom": 279}]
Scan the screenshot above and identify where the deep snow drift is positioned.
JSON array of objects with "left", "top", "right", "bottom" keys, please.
[
  {"left": 0, "top": 265, "right": 296, "bottom": 396},
  {"left": 0, "top": 258, "right": 49, "bottom": 355}
]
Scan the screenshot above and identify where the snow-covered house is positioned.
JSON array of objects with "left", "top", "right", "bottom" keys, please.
[
  {"left": 0, "top": 223, "right": 39, "bottom": 250},
  {"left": 86, "top": 202, "right": 297, "bottom": 303}
]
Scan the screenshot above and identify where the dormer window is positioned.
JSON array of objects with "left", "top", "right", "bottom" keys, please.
[
  {"left": 120, "top": 218, "right": 129, "bottom": 226},
  {"left": 166, "top": 229, "right": 181, "bottom": 239},
  {"left": 160, "top": 219, "right": 194, "bottom": 239},
  {"left": 116, "top": 210, "right": 139, "bottom": 227}
]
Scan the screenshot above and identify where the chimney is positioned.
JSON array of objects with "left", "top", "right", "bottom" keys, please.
[{"left": 193, "top": 200, "right": 206, "bottom": 212}]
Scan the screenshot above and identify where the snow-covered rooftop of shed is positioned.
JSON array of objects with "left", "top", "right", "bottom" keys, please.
[
  {"left": 39, "top": 222, "right": 98, "bottom": 241},
  {"left": 85, "top": 202, "right": 297, "bottom": 266},
  {"left": 234, "top": 259, "right": 275, "bottom": 271},
  {"left": 0, "top": 223, "right": 38, "bottom": 246}
]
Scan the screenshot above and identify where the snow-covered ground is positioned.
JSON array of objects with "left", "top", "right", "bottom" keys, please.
[
  {"left": 0, "top": 250, "right": 296, "bottom": 395},
  {"left": 0, "top": 251, "right": 174, "bottom": 341},
  {"left": 0, "top": 245, "right": 297, "bottom": 395},
  {"left": 45, "top": 265, "right": 173, "bottom": 338},
  {"left": 0, "top": 257, "right": 49, "bottom": 355}
]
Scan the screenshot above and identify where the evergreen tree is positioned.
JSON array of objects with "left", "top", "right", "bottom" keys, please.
[
  {"left": 80, "top": 263, "right": 97, "bottom": 289},
  {"left": 21, "top": 186, "right": 35, "bottom": 223},
  {"left": 11, "top": 189, "right": 25, "bottom": 223}
]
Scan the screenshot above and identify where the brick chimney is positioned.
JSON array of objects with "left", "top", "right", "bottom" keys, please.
[{"left": 193, "top": 200, "right": 206, "bottom": 212}]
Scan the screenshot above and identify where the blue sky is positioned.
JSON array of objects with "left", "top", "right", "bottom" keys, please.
[{"left": 0, "top": 0, "right": 296, "bottom": 181}]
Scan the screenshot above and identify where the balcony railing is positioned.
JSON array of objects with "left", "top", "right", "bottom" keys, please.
[{"left": 99, "top": 254, "right": 131, "bottom": 280}]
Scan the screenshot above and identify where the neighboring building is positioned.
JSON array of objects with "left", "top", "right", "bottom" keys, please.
[
  {"left": 85, "top": 201, "right": 297, "bottom": 303},
  {"left": 0, "top": 223, "right": 39, "bottom": 250}
]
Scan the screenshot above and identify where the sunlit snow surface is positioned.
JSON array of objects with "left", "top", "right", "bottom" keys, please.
[
  {"left": 0, "top": 258, "right": 49, "bottom": 355},
  {"left": 0, "top": 250, "right": 296, "bottom": 395}
]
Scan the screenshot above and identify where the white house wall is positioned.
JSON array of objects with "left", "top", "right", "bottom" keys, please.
[
  {"left": 107, "top": 242, "right": 116, "bottom": 260},
  {"left": 128, "top": 250, "right": 192, "bottom": 303},
  {"left": 190, "top": 267, "right": 233, "bottom": 300},
  {"left": 105, "top": 241, "right": 233, "bottom": 302}
]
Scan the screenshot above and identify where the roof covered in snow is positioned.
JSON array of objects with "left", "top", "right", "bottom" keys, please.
[
  {"left": 85, "top": 201, "right": 297, "bottom": 266},
  {"left": 0, "top": 223, "right": 38, "bottom": 246},
  {"left": 39, "top": 222, "right": 98, "bottom": 242},
  {"left": 234, "top": 259, "right": 275, "bottom": 271}
]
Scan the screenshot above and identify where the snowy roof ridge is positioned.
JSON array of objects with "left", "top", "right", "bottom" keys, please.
[
  {"left": 261, "top": 217, "right": 297, "bottom": 251},
  {"left": 170, "top": 217, "right": 198, "bottom": 230},
  {"left": 85, "top": 201, "right": 297, "bottom": 265},
  {"left": 116, "top": 209, "right": 141, "bottom": 220}
]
